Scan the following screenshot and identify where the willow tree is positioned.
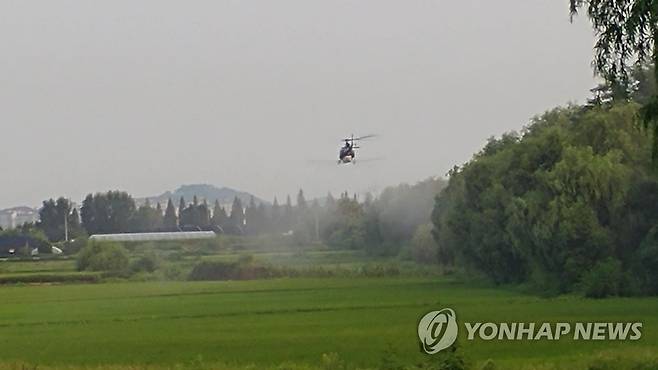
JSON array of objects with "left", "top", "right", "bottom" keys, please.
[{"left": 570, "top": 0, "right": 658, "bottom": 157}]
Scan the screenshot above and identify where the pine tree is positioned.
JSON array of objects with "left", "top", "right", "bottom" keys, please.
[
  {"left": 131, "top": 199, "right": 165, "bottom": 232},
  {"left": 155, "top": 202, "right": 164, "bottom": 229},
  {"left": 310, "top": 199, "right": 321, "bottom": 241},
  {"left": 188, "top": 195, "right": 200, "bottom": 227},
  {"left": 271, "top": 197, "right": 281, "bottom": 232},
  {"left": 297, "top": 189, "right": 308, "bottom": 210},
  {"left": 283, "top": 195, "right": 293, "bottom": 231},
  {"left": 211, "top": 200, "right": 228, "bottom": 230},
  {"left": 212, "top": 200, "right": 221, "bottom": 225},
  {"left": 164, "top": 198, "right": 178, "bottom": 231},
  {"left": 295, "top": 189, "right": 310, "bottom": 234},
  {"left": 178, "top": 197, "right": 186, "bottom": 227},
  {"left": 199, "top": 200, "right": 211, "bottom": 229},
  {"left": 257, "top": 203, "right": 267, "bottom": 234},
  {"left": 245, "top": 196, "right": 258, "bottom": 235},
  {"left": 229, "top": 197, "right": 244, "bottom": 234},
  {"left": 217, "top": 207, "right": 229, "bottom": 228}
]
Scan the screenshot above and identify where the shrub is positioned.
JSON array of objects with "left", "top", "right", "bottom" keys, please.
[
  {"left": 77, "top": 242, "right": 130, "bottom": 272},
  {"left": 411, "top": 224, "right": 438, "bottom": 264},
  {"left": 320, "top": 353, "right": 345, "bottom": 370},
  {"left": 379, "top": 344, "right": 404, "bottom": 370},
  {"left": 432, "top": 344, "right": 468, "bottom": 370},
  {"left": 166, "top": 251, "right": 184, "bottom": 262},
  {"left": 163, "top": 264, "right": 186, "bottom": 280},
  {"left": 361, "top": 263, "right": 400, "bottom": 277},
  {"left": 580, "top": 257, "right": 622, "bottom": 298},
  {"left": 63, "top": 236, "right": 88, "bottom": 255},
  {"left": 292, "top": 225, "right": 313, "bottom": 246},
  {"left": 237, "top": 253, "right": 255, "bottom": 265},
  {"left": 0, "top": 229, "right": 50, "bottom": 256},
  {"left": 131, "top": 251, "right": 160, "bottom": 273},
  {"left": 634, "top": 226, "right": 658, "bottom": 294}
]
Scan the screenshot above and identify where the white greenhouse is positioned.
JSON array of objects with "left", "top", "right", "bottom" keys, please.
[{"left": 89, "top": 231, "right": 216, "bottom": 242}]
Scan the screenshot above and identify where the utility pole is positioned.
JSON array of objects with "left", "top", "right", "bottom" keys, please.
[{"left": 64, "top": 208, "right": 69, "bottom": 242}]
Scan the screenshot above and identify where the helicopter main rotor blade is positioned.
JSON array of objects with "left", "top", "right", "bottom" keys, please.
[{"left": 340, "top": 134, "right": 377, "bottom": 142}]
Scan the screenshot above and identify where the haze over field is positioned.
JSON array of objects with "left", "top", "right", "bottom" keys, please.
[{"left": 0, "top": 1, "right": 595, "bottom": 208}]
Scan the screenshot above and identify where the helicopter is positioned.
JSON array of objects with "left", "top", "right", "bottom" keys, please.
[{"left": 338, "top": 134, "right": 376, "bottom": 164}]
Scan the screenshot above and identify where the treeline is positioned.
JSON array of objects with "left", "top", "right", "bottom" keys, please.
[
  {"left": 319, "top": 178, "right": 446, "bottom": 256},
  {"left": 6, "top": 178, "right": 445, "bottom": 258},
  {"left": 31, "top": 192, "right": 297, "bottom": 238},
  {"left": 431, "top": 100, "right": 658, "bottom": 296},
  {"left": 79, "top": 191, "right": 303, "bottom": 235}
]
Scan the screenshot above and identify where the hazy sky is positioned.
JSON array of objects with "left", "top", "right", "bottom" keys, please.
[{"left": 0, "top": 1, "right": 595, "bottom": 208}]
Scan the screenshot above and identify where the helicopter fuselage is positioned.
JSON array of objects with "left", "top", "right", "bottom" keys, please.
[
  {"left": 338, "top": 155, "right": 354, "bottom": 164},
  {"left": 338, "top": 146, "right": 356, "bottom": 164},
  {"left": 337, "top": 134, "right": 371, "bottom": 165}
]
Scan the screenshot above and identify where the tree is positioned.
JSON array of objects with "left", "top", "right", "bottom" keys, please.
[
  {"left": 257, "top": 203, "right": 268, "bottom": 234},
  {"left": 199, "top": 200, "right": 211, "bottom": 229},
  {"left": 131, "top": 199, "right": 164, "bottom": 232},
  {"left": 271, "top": 197, "right": 281, "bottom": 232},
  {"left": 179, "top": 207, "right": 193, "bottom": 229},
  {"left": 81, "top": 191, "right": 136, "bottom": 235},
  {"left": 179, "top": 198, "right": 210, "bottom": 230},
  {"left": 155, "top": 202, "right": 164, "bottom": 228},
  {"left": 163, "top": 198, "right": 178, "bottom": 231},
  {"left": 77, "top": 242, "right": 129, "bottom": 272},
  {"left": 70, "top": 208, "right": 82, "bottom": 237},
  {"left": 570, "top": 1, "right": 658, "bottom": 158},
  {"left": 282, "top": 195, "right": 294, "bottom": 231},
  {"left": 321, "top": 196, "right": 366, "bottom": 250},
  {"left": 80, "top": 194, "right": 98, "bottom": 234},
  {"left": 411, "top": 224, "right": 438, "bottom": 264},
  {"left": 245, "top": 196, "right": 260, "bottom": 235},
  {"left": 211, "top": 200, "right": 228, "bottom": 230},
  {"left": 178, "top": 197, "right": 186, "bottom": 227},
  {"left": 296, "top": 189, "right": 308, "bottom": 211},
  {"left": 228, "top": 197, "right": 244, "bottom": 234},
  {"left": 38, "top": 197, "right": 80, "bottom": 241},
  {"left": 295, "top": 189, "right": 310, "bottom": 229},
  {"left": 431, "top": 103, "right": 657, "bottom": 292}
]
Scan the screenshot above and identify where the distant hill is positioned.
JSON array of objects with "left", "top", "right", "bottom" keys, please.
[{"left": 138, "top": 184, "right": 267, "bottom": 208}]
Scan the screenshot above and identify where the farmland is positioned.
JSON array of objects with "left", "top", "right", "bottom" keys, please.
[{"left": 0, "top": 246, "right": 657, "bottom": 370}]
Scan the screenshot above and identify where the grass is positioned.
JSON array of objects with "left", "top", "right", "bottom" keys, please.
[
  {"left": 0, "top": 241, "right": 656, "bottom": 369},
  {"left": 0, "top": 277, "right": 656, "bottom": 369},
  {"left": 0, "top": 258, "right": 75, "bottom": 274}
]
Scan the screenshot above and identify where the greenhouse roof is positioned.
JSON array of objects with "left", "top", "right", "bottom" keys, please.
[{"left": 88, "top": 231, "right": 216, "bottom": 242}]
